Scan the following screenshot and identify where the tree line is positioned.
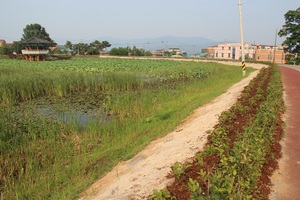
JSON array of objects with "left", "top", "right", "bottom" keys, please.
[{"left": 0, "top": 23, "right": 152, "bottom": 57}]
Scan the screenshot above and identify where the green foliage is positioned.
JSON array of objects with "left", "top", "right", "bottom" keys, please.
[
  {"left": 278, "top": 7, "right": 300, "bottom": 54},
  {"left": 63, "top": 40, "right": 111, "bottom": 56},
  {"left": 65, "top": 40, "right": 73, "bottom": 50},
  {"left": 50, "top": 47, "right": 63, "bottom": 55},
  {"left": 145, "top": 50, "right": 153, "bottom": 56},
  {"left": 109, "top": 46, "right": 147, "bottom": 56},
  {"left": 203, "top": 66, "right": 283, "bottom": 198},
  {"left": 131, "top": 46, "right": 144, "bottom": 56},
  {"left": 21, "top": 23, "right": 55, "bottom": 45},
  {"left": 109, "top": 47, "right": 129, "bottom": 56},
  {"left": 12, "top": 41, "right": 22, "bottom": 54},
  {"left": 71, "top": 40, "right": 112, "bottom": 55},
  {"left": 89, "top": 40, "right": 111, "bottom": 55},
  {"left": 285, "top": 53, "right": 300, "bottom": 65},
  {"left": 151, "top": 189, "right": 175, "bottom": 200},
  {"left": 101, "top": 40, "right": 111, "bottom": 49},
  {"left": 171, "top": 161, "right": 191, "bottom": 180},
  {"left": 0, "top": 44, "right": 13, "bottom": 55},
  {"left": 73, "top": 42, "right": 89, "bottom": 55},
  {"left": 188, "top": 178, "right": 202, "bottom": 200},
  {"left": 161, "top": 64, "right": 284, "bottom": 199}
]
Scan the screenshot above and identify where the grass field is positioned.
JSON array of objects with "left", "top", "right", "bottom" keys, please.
[{"left": 0, "top": 57, "right": 254, "bottom": 199}]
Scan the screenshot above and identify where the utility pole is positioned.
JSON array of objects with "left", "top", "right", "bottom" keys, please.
[
  {"left": 273, "top": 29, "right": 277, "bottom": 64},
  {"left": 238, "top": 0, "right": 246, "bottom": 77}
]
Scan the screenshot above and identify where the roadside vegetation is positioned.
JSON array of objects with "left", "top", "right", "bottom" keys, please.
[
  {"left": 0, "top": 58, "right": 253, "bottom": 199},
  {"left": 150, "top": 64, "right": 284, "bottom": 199}
]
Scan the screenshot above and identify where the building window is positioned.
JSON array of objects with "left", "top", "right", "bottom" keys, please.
[
  {"left": 229, "top": 47, "right": 231, "bottom": 50},
  {"left": 268, "top": 54, "right": 272, "bottom": 61},
  {"left": 228, "top": 53, "right": 231, "bottom": 58},
  {"left": 216, "top": 53, "right": 218, "bottom": 58},
  {"left": 232, "top": 47, "right": 236, "bottom": 59},
  {"left": 221, "top": 53, "right": 224, "bottom": 58},
  {"left": 222, "top": 46, "right": 224, "bottom": 50}
]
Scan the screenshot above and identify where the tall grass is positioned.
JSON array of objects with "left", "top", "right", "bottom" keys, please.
[
  {"left": 0, "top": 58, "right": 220, "bottom": 105},
  {"left": 0, "top": 58, "right": 255, "bottom": 199}
]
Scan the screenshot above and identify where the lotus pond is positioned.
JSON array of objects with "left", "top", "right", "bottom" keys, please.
[{"left": 0, "top": 57, "right": 254, "bottom": 199}]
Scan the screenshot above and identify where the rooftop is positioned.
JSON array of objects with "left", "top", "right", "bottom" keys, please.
[{"left": 20, "top": 37, "right": 50, "bottom": 44}]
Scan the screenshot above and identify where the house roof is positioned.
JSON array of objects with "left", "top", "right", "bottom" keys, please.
[{"left": 20, "top": 37, "right": 50, "bottom": 44}]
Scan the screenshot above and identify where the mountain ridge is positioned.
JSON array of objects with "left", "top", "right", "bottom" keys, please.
[
  {"left": 101, "top": 35, "right": 219, "bottom": 53},
  {"left": 55, "top": 35, "right": 219, "bottom": 54}
]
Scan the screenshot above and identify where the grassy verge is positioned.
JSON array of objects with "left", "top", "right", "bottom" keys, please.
[{"left": 0, "top": 58, "right": 255, "bottom": 199}]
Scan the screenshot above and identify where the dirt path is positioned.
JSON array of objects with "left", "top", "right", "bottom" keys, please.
[
  {"left": 270, "top": 65, "right": 300, "bottom": 200},
  {"left": 81, "top": 62, "right": 266, "bottom": 200}
]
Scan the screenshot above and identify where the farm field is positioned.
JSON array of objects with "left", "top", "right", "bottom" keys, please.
[{"left": 0, "top": 58, "right": 254, "bottom": 199}]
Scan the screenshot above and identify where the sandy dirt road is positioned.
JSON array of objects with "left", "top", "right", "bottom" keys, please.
[{"left": 81, "top": 62, "right": 265, "bottom": 200}]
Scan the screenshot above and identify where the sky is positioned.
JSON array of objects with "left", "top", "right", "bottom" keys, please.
[{"left": 0, "top": 0, "right": 299, "bottom": 47}]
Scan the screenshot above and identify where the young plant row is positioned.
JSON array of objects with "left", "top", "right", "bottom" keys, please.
[{"left": 152, "top": 64, "right": 284, "bottom": 200}]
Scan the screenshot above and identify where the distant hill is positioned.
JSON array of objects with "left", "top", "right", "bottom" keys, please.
[
  {"left": 55, "top": 35, "right": 219, "bottom": 54},
  {"left": 98, "top": 35, "right": 218, "bottom": 54}
]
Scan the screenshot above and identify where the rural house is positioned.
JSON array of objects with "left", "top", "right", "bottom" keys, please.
[
  {"left": 253, "top": 44, "right": 286, "bottom": 63},
  {"left": 204, "top": 42, "right": 286, "bottom": 63}
]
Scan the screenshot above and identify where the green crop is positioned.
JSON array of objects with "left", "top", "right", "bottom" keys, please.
[{"left": 157, "top": 64, "right": 284, "bottom": 199}]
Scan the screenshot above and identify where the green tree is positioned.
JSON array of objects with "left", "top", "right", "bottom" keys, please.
[
  {"left": 131, "top": 46, "right": 143, "bottom": 56},
  {"left": 87, "top": 48, "right": 99, "bottom": 55},
  {"left": 109, "top": 47, "right": 128, "bottom": 56},
  {"left": 278, "top": 7, "right": 300, "bottom": 54},
  {"left": 0, "top": 44, "right": 13, "bottom": 55},
  {"left": 21, "top": 23, "right": 55, "bottom": 45},
  {"left": 64, "top": 41, "right": 74, "bottom": 55},
  {"left": 50, "top": 47, "right": 63, "bottom": 55},
  {"left": 89, "top": 40, "right": 111, "bottom": 54},
  {"left": 90, "top": 40, "right": 103, "bottom": 54},
  {"left": 12, "top": 41, "right": 22, "bottom": 54},
  {"left": 73, "top": 43, "right": 90, "bottom": 55},
  {"left": 101, "top": 40, "right": 111, "bottom": 50},
  {"left": 144, "top": 50, "right": 153, "bottom": 56},
  {"left": 65, "top": 41, "right": 73, "bottom": 50}
]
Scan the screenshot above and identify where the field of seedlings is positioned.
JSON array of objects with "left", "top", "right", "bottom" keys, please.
[
  {"left": 0, "top": 58, "right": 253, "bottom": 199},
  {"left": 153, "top": 64, "right": 284, "bottom": 199}
]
